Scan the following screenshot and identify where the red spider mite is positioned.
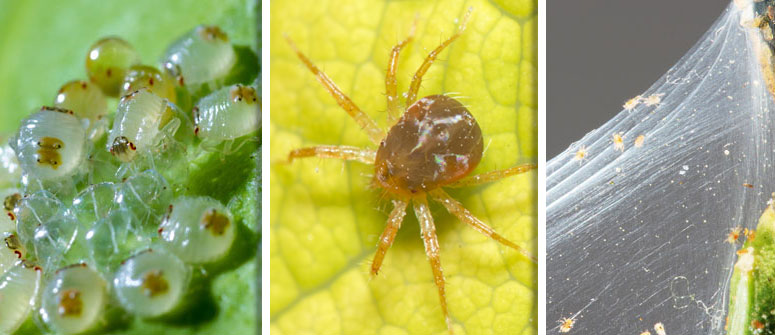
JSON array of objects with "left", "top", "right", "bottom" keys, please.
[{"left": 285, "top": 8, "right": 536, "bottom": 333}]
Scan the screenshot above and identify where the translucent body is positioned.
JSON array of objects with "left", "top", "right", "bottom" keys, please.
[
  {"left": 0, "top": 188, "right": 20, "bottom": 232},
  {"left": 194, "top": 84, "right": 259, "bottom": 142},
  {"left": 113, "top": 249, "right": 188, "bottom": 317},
  {"left": 107, "top": 88, "right": 178, "bottom": 162},
  {"left": 159, "top": 196, "right": 235, "bottom": 263},
  {"left": 161, "top": 25, "right": 236, "bottom": 88},
  {"left": 85, "top": 37, "right": 140, "bottom": 96},
  {"left": 115, "top": 170, "right": 171, "bottom": 226},
  {"left": 374, "top": 95, "right": 483, "bottom": 196},
  {"left": 12, "top": 109, "right": 86, "bottom": 181},
  {"left": 0, "top": 237, "right": 22, "bottom": 275},
  {"left": 121, "top": 65, "right": 176, "bottom": 102},
  {"left": 40, "top": 264, "right": 107, "bottom": 334},
  {"left": 0, "top": 260, "right": 41, "bottom": 334}
]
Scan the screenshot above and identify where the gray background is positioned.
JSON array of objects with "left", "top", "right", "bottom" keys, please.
[{"left": 547, "top": 0, "right": 730, "bottom": 158}]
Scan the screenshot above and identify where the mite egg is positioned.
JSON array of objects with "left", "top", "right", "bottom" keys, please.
[
  {"left": 107, "top": 88, "right": 181, "bottom": 163},
  {"left": 162, "top": 25, "right": 236, "bottom": 89},
  {"left": 194, "top": 83, "right": 259, "bottom": 145},
  {"left": 12, "top": 108, "right": 86, "bottom": 181},
  {"left": 0, "top": 259, "right": 42, "bottom": 334},
  {"left": 120, "top": 65, "right": 177, "bottom": 102},
  {"left": 85, "top": 37, "right": 140, "bottom": 96},
  {"left": 39, "top": 264, "right": 107, "bottom": 334},
  {"left": 113, "top": 249, "right": 189, "bottom": 317},
  {"left": 14, "top": 190, "right": 79, "bottom": 268},
  {"left": 54, "top": 80, "right": 108, "bottom": 140},
  {"left": 159, "top": 196, "right": 235, "bottom": 263}
]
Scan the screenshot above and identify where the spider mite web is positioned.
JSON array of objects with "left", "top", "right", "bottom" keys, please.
[{"left": 547, "top": 1, "right": 775, "bottom": 333}]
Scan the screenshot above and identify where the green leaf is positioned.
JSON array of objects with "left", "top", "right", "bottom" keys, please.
[
  {"left": 270, "top": 0, "right": 536, "bottom": 334},
  {"left": 0, "top": 1, "right": 260, "bottom": 334}
]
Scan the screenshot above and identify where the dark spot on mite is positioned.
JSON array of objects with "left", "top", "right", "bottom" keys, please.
[
  {"left": 81, "top": 82, "right": 88, "bottom": 89},
  {"left": 58, "top": 289, "right": 83, "bottom": 317},
  {"left": 141, "top": 270, "right": 169, "bottom": 297},
  {"left": 149, "top": 78, "right": 154, "bottom": 86},
  {"left": 4, "top": 193, "right": 21, "bottom": 212},
  {"left": 202, "top": 209, "right": 230, "bottom": 236},
  {"left": 36, "top": 137, "right": 65, "bottom": 169},
  {"left": 106, "top": 68, "right": 112, "bottom": 77},
  {"left": 40, "top": 106, "right": 74, "bottom": 115}
]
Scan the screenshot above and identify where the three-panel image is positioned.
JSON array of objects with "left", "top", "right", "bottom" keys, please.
[{"left": 0, "top": 0, "right": 760, "bottom": 334}]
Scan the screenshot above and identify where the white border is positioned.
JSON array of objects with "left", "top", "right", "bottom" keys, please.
[
  {"left": 260, "top": 0, "right": 270, "bottom": 332},
  {"left": 537, "top": 0, "right": 547, "bottom": 333}
]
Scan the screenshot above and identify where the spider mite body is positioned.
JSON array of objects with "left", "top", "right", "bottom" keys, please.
[
  {"left": 162, "top": 25, "right": 236, "bottom": 89},
  {"left": 107, "top": 88, "right": 182, "bottom": 163},
  {"left": 12, "top": 107, "right": 87, "bottom": 181},
  {"left": 193, "top": 83, "right": 259, "bottom": 152},
  {"left": 286, "top": 8, "right": 536, "bottom": 333}
]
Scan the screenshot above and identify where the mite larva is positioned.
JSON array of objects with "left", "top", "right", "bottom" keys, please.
[
  {"left": 0, "top": 259, "right": 42, "bottom": 334},
  {"left": 161, "top": 25, "right": 236, "bottom": 89},
  {"left": 39, "top": 263, "right": 107, "bottom": 334},
  {"left": 193, "top": 83, "right": 259, "bottom": 152},
  {"left": 113, "top": 249, "right": 189, "bottom": 317},
  {"left": 158, "top": 196, "right": 235, "bottom": 263},
  {"left": 54, "top": 80, "right": 108, "bottom": 140},
  {"left": 85, "top": 37, "right": 140, "bottom": 97},
  {"left": 120, "top": 65, "right": 177, "bottom": 103},
  {"left": 11, "top": 107, "right": 87, "bottom": 181},
  {"left": 107, "top": 88, "right": 183, "bottom": 163},
  {"left": 1, "top": 188, "right": 21, "bottom": 232}
]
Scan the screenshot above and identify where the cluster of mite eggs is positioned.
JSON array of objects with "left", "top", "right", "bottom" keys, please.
[{"left": 0, "top": 25, "right": 259, "bottom": 334}]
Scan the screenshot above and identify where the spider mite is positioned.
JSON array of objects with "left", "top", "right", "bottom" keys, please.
[
  {"left": 726, "top": 226, "right": 742, "bottom": 244},
  {"left": 285, "top": 8, "right": 536, "bottom": 333},
  {"left": 612, "top": 132, "right": 624, "bottom": 152},
  {"left": 558, "top": 317, "right": 575, "bottom": 333}
]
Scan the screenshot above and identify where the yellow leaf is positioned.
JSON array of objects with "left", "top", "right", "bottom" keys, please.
[{"left": 270, "top": 0, "right": 536, "bottom": 334}]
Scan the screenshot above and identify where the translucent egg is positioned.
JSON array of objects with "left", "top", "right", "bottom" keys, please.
[
  {"left": 161, "top": 25, "right": 236, "bottom": 89},
  {"left": 85, "top": 208, "right": 132, "bottom": 272},
  {"left": 15, "top": 191, "right": 78, "bottom": 267},
  {"left": 159, "top": 196, "right": 235, "bottom": 263},
  {"left": 53, "top": 80, "right": 108, "bottom": 138},
  {"left": 120, "top": 65, "right": 177, "bottom": 102},
  {"left": 107, "top": 88, "right": 181, "bottom": 163},
  {"left": 115, "top": 169, "right": 171, "bottom": 228},
  {"left": 39, "top": 264, "right": 107, "bottom": 334},
  {"left": 85, "top": 37, "right": 140, "bottom": 96},
  {"left": 194, "top": 84, "right": 259, "bottom": 144},
  {"left": 72, "top": 182, "right": 117, "bottom": 224},
  {"left": 0, "top": 260, "right": 42, "bottom": 334},
  {"left": 0, "top": 188, "right": 20, "bottom": 233},
  {"left": 113, "top": 249, "right": 188, "bottom": 317},
  {"left": 12, "top": 108, "right": 86, "bottom": 181}
]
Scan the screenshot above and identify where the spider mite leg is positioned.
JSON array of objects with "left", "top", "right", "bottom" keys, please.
[
  {"left": 370, "top": 198, "right": 408, "bottom": 276},
  {"left": 386, "top": 17, "right": 418, "bottom": 122},
  {"left": 414, "top": 196, "right": 453, "bottom": 333},
  {"left": 430, "top": 189, "right": 536, "bottom": 263},
  {"left": 446, "top": 163, "right": 536, "bottom": 188},
  {"left": 284, "top": 36, "right": 385, "bottom": 144},
  {"left": 405, "top": 7, "right": 473, "bottom": 106},
  {"left": 287, "top": 145, "right": 377, "bottom": 165}
]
